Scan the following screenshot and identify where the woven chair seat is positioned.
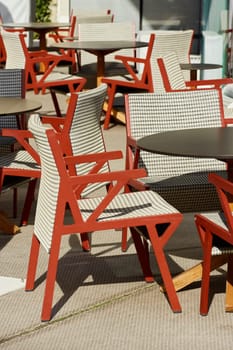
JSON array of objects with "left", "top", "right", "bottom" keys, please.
[
  {"left": 78, "top": 190, "right": 179, "bottom": 222},
  {"left": 139, "top": 170, "right": 227, "bottom": 212},
  {"left": 0, "top": 150, "right": 40, "bottom": 170},
  {"left": 197, "top": 211, "right": 233, "bottom": 256}
]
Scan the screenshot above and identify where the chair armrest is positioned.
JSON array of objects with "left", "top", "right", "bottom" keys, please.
[
  {"left": 1, "top": 129, "right": 40, "bottom": 164},
  {"left": 115, "top": 54, "right": 147, "bottom": 64},
  {"left": 28, "top": 50, "right": 48, "bottom": 57},
  {"left": 208, "top": 172, "right": 233, "bottom": 230},
  {"left": 70, "top": 167, "right": 147, "bottom": 186},
  {"left": 209, "top": 173, "right": 233, "bottom": 195},
  {"left": 65, "top": 150, "right": 123, "bottom": 167},
  {"left": 41, "top": 116, "right": 65, "bottom": 132},
  {"left": 128, "top": 178, "right": 149, "bottom": 191}
]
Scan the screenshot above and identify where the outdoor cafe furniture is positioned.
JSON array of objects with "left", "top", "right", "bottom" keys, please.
[
  {"left": 137, "top": 126, "right": 233, "bottom": 314},
  {"left": 0, "top": 84, "right": 114, "bottom": 251},
  {"left": 102, "top": 29, "right": 193, "bottom": 129},
  {"left": 54, "top": 39, "right": 148, "bottom": 87},
  {"left": 2, "top": 22, "right": 70, "bottom": 50},
  {"left": 48, "top": 14, "right": 113, "bottom": 74},
  {"left": 123, "top": 88, "right": 228, "bottom": 270},
  {"left": 0, "top": 68, "right": 41, "bottom": 231},
  {"left": 25, "top": 112, "right": 183, "bottom": 321},
  {"left": 1, "top": 30, "right": 87, "bottom": 117},
  {"left": 157, "top": 52, "right": 232, "bottom": 95}
]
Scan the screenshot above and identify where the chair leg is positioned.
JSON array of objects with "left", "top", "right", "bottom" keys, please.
[
  {"left": 147, "top": 222, "right": 182, "bottom": 313},
  {"left": 121, "top": 227, "right": 128, "bottom": 252},
  {"left": 80, "top": 233, "right": 91, "bottom": 252},
  {"left": 13, "top": 187, "right": 18, "bottom": 218},
  {"left": 49, "top": 89, "right": 62, "bottom": 117},
  {"left": 103, "top": 86, "right": 116, "bottom": 130},
  {"left": 25, "top": 234, "right": 41, "bottom": 291},
  {"left": 200, "top": 233, "right": 213, "bottom": 316},
  {"left": 20, "top": 179, "right": 38, "bottom": 226},
  {"left": 130, "top": 227, "right": 154, "bottom": 283},
  {"left": 41, "top": 235, "right": 62, "bottom": 321}
]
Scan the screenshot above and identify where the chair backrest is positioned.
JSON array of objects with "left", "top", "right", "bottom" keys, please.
[
  {"left": 0, "top": 68, "right": 25, "bottom": 132},
  {"left": 78, "top": 22, "right": 136, "bottom": 66},
  {"left": 28, "top": 84, "right": 108, "bottom": 251},
  {"left": 1, "top": 30, "right": 25, "bottom": 69},
  {"left": 73, "top": 14, "right": 113, "bottom": 37},
  {"left": 125, "top": 89, "right": 226, "bottom": 179},
  {"left": 60, "top": 83, "right": 109, "bottom": 197},
  {"left": 150, "top": 30, "right": 193, "bottom": 92},
  {"left": 157, "top": 52, "right": 188, "bottom": 91},
  {"left": 28, "top": 114, "right": 59, "bottom": 252}
]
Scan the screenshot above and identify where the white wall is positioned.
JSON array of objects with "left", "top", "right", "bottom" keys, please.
[
  {"left": 70, "top": 0, "right": 140, "bottom": 30},
  {"left": 0, "top": 0, "right": 31, "bottom": 23}
]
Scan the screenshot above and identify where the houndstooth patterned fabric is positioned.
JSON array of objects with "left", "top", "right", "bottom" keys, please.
[
  {"left": 1, "top": 30, "right": 84, "bottom": 89},
  {"left": 69, "top": 84, "right": 110, "bottom": 197},
  {"left": 0, "top": 69, "right": 24, "bottom": 128},
  {"left": 78, "top": 22, "right": 136, "bottom": 66},
  {"left": 0, "top": 150, "right": 40, "bottom": 170},
  {"left": 1, "top": 31, "right": 25, "bottom": 70},
  {"left": 157, "top": 52, "right": 187, "bottom": 91},
  {"left": 150, "top": 30, "right": 193, "bottom": 92},
  {"left": 0, "top": 68, "right": 25, "bottom": 151},
  {"left": 28, "top": 114, "right": 180, "bottom": 252},
  {"left": 74, "top": 14, "right": 113, "bottom": 36},
  {"left": 126, "top": 89, "right": 227, "bottom": 212}
]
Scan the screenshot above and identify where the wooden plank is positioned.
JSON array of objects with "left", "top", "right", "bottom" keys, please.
[{"left": 160, "top": 254, "right": 228, "bottom": 293}]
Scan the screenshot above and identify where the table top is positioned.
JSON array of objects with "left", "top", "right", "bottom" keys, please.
[
  {"left": 137, "top": 127, "right": 233, "bottom": 161},
  {"left": 0, "top": 97, "right": 42, "bottom": 116},
  {"left": 53, "top": 40, "right": 148, "bottom": 52},
  {"left": 2, "top": 22, "right": 70, "bottom": 30},
  {"left": 180, "top": 63, "right": 222, "bottom": 71}
]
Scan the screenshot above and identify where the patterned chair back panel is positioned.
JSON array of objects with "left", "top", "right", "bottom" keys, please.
[
  {"left": 1, "top": 30, "right": 25, "bottom": 69},
  {"left": 28, "top": 114, "right": 58, "bottom": 252},
  {"left": 127, "top": 89, "right": 225, "bottom": 178},
  {"left": 69, "top": 83, "right": 109, "bottom": 197},
  {"left": 78, "top": 22, "right": 136, "bottom": 65},
  {"left": 0, "top": 68, "right": 24, "bottom": 130},
  {"left": 150, "top": 30, "right": 193, "bottom": 92}
]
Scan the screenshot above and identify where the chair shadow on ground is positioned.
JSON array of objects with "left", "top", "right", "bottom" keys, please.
[
  {"left": 0, "top": 233, "right": 13, "bottom": 251},
  {"left": 31, "top": 233, "right": 191, "bottom": 319}
]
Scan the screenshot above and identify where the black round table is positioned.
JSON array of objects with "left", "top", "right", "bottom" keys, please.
[
  {"left": 138, "top": 126, "right": 233, "bottom": 307},
  {"left": 2, "top": 22, "right": 70, "bottom": 50},
  {"left": 0, "top": 97, "right": 42, "bottom": 116},
  {"left": 0, "top": 97, "right": 42, "bottom": 129},
  {"left": 137, "top": 127, "right": 233, "bottom": 180},
  {"left": 53, "top": 40, "right": 148, "bottom": 86},
  {"left": 180, "top": 63, "right": 222, "bottom": 80}
]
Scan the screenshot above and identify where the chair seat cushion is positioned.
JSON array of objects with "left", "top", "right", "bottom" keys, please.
[
  {"left": 198, "top": 211, "right": 233, "bottom": 255},
  {"left": 139, "top": 170, "right": 227, "bottom": 212},
  {"left": 0, "top": 150, "right": 40, "bottom": 171},
  {"left": 78, "top": 190, "right": 180, "bottom": 222}
]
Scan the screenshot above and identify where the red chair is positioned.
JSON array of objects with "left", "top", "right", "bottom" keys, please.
[
  {"left": 102, "top": 33, "right": 155, "bottom": 130},
  {"left": 2, "top": 30, "right": 86, "bottom": 117},
  {"left": 195, "top": 173, "right": 233, "bottom": 315},
  {"left": 102, "top": 30, "right": 194, "bottom": 130},
  {"left": 157, "top": 52, "right": 233, "bottom": 93},
  {"left": 48, "top": 15, "right": 78, "bottom": 73},
  {"left": 25, "top": 113, "right": 183, "bottom": 321}
]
